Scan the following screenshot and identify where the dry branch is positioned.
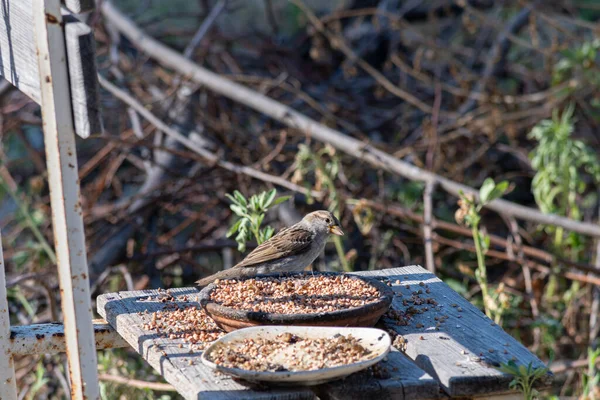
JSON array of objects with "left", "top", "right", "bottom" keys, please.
[
  {"left": 355, "top": 199, "right": 600, "bottom": 278},
  {"left": 97, "top": 75, "right": 319, "bottom": 198},
  {"left": 100, "top": 1, "right": 600, "bottom": 238},
  {"left": 98, "top": 373, "right": 176, "bottom": 391}
]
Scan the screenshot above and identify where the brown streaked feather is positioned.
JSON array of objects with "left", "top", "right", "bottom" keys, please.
[{"left": 233, "top": 226, "right": 315, "bottom": 269}]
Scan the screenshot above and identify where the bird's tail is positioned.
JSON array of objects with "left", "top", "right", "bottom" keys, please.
[{"left": 195, "top": 268, "right": 244, "bottom": 288}]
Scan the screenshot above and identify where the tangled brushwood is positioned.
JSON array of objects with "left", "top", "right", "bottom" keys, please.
[{"left": 1, "top": 0, "right": 600, "bottom": 397}]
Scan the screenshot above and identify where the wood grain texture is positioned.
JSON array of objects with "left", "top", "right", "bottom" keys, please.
[
  {"left": 0, "top": 1, "right": 102, "bottom": 138},
  {"left": 62, "top": 0, "right": 95, "bottom": 14},
  {"left": 98, "top": 266, "right": 552, "bottom": 399},
  {"left": 356, "top": 266, "right": 553, "bottom": 397},
  {"left": 10, "top": 319, "right": 128, "bottom": 355},
  {"left": 97, "top": 288, "right": 316, "bottom": 400},
  {"left": 314, "top": 348, "right": 440, "bottom": 400},
  {"left": 63, "top": 13, "right": 103, "bottom": 138}
]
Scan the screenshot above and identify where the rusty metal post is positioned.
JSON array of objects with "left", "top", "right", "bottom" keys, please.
[
  {"left": 0, "top": 231, "right": 17, "bottom": 400},
  {"left": 33, "top": 1, "right": 99, "bottom": 398}
]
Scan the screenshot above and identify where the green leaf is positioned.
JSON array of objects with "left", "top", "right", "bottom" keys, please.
[
  {"left": 479, "top": 178, "right": 496, "bottom": 205},
  {"left": 272, "top": 195, "right": 291, "bottom": 206},
  {"left": 230, "top": 204, "right": 247, "bottom": 217},
  {"left": 493, "top": 180, "right": 509, "bottom": 197},
  {"left": 256, "top": 213, "right": 264, "bottom": 228},
  {"left": 263, "top": 189, "right": 277, "bottom": 208},
  {"left": 226, "top": 219, "right": 242, "bottom": 238},
  {"left": 233, "top": 190, "right": 247, "bottom": 207},
  {"left": 259, "top": 191, "right": 267, "bottom": 208},
  {"left": 235, "top": 231, "right": 247, "bottom": 252},
  {"left": 482, "top": 234, "right": 491, "bottom": 253},
  {"left": 225, "top": 193, "right": 239, "bottom": 206},
  {"left": 249, "top": 195, "right": 258, "bottom": 212}
]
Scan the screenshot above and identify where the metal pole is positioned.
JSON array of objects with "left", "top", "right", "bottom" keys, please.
[
  {"left": 0, "top": 231, "right": 17, "bottom": 400},
  {"left": 33, "top": 1, "right": 99, "bottom": 399}
]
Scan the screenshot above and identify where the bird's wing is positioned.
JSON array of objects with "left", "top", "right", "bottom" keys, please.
[{"left": 234, "top": 226, "right": 315, "bottom": 269}]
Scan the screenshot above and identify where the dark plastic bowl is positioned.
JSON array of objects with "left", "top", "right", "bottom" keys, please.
[{"left": 198, "top": 272, "right": 394, "bottom": 332}]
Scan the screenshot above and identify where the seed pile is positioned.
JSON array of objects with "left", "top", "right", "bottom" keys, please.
[
  {"left": 209, "top": 275, "right": 381, "bottom": 314},
  {"left": 140, "top": 291, "right": 225, "bottom": 350},
  {"left": 207, "top": 333, "right": 374, "bottom": 371}
]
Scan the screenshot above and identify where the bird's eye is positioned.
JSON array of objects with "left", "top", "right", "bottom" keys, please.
[{"left": 326, "top": 218, "right": 332, "bottom": 224}]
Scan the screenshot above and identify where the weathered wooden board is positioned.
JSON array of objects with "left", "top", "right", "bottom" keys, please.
[
  {"left": 314, "top": 348, "right": 440, "bottom": 400},
  {"left": 62, "top": 0, "right": 95, "bottom": 14},
  {"left": 97, "top": 266, "right": 552, "bottom": 399},
  {"left": 359, "top": 266, "right": 553, "bottom": 397},
  {"left": 63, "top": 12, "right": 103, "bottom": 138},
  {"left": 9, "top": 319, "right": 127, "bottom": 356},
  {"left": 0, "top": 1, "right": 102, "bottom": 138},
  {"left": 97, "top": 288, "right": 316, "bottom": 400},
  {"left": 97, "top": 284, "right": 440, "bottom": 400}
]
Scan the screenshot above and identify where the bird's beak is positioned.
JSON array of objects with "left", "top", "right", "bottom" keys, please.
[{"left": 329, "top": 225, "right": 344, "bottom": 236}]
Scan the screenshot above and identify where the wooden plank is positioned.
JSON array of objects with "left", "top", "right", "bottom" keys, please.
[
  {"left": 35, "top": 1, "right": 100, "bottom": 397},
  {"left": 314, "top": 348, "right": 440, "bottom": 400},
  {"left": 97, "top": 266, "right": 552, "bottom": 399},
  {"left": 358, "top": 266, "right": 553, "bottom": 397},
  {"left": 9, "top": 319, "right": 128, "bottom": 356},
  {"left": 63, "top": 13, "right": 103, "bottom": 138},
  {"left": 0, "top": 1, "right": 102, "bottom": 138},
  {"left": 97, "top": 288, "right": 316, "bottom": 400},
  {"left": 62, "top": 0, "right": 95, "bottom": 14}
]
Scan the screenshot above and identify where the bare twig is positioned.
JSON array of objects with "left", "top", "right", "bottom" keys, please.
[
  {"left": 423, "top": 181, "right": 436, "bottom": 273},
  {"left": 100, "top": 0, "right": 600, "bottom": 238},
  {"left": 98, "top": 74, "right": 319, "bottom": 198},
  {"left": 98, "top": 373, "right": 176, "bottom": 392},
  {"left": 457, "top": 6, "right": 533, "bottom": 115},
  {"left": 127, "top": 108, "right": 152, "bottom": 173},
  {"left": 183, "top": 0, "right": 227, "bottom": 59},
  {"left": 353, "top": 199, "right": 600, "bottom": 278},
  {"left": 551, "top": 357, "right": 600, "bottom": 374},
  {"left": 506, "top": 216, "right": 541, "bottom": 351},
  {"left": 291, "top": 0, "right": 436, "bottom": 115}
]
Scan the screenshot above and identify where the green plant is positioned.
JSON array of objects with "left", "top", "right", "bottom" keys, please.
[
  {"left": 98, "top": 349, "right": 177, "bottom": 400},
  {"left": 27, "top": 361, "right": 49, "bottom": 400},
  {"left": 529, "top": 105, "right": 600, "bottom": 251},
  {"left": 499, "top": 360, "right": 550, "bottom": 400},
  {"left": 293, "top": 144, "right": 350, "bottom": 271},
  {"left": 455, "top": 178, "right": 509, "bottom": 321},
  {"left": 553, "top": 39, "right": 600, "bottom": 88},
  {"left": 528, "top": 105, "right": 600, "bottom": 315},
  {"left": 582, "top": 347, "right": 600, "bottom": 400},
  {"left": 226, "top": 189, "right": 290, "bottom": 252},
  {"left": 0, "top": 174, "right": 56, "bottom": 265}
]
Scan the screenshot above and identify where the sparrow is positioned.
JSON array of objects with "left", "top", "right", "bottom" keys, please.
[{"left": 196, "top": 210, "right": 344, "bottom": 287}]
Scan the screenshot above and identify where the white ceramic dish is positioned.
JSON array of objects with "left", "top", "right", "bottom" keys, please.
[{"left": 201, "top": 325, "right": 391, "bottom": 385}]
